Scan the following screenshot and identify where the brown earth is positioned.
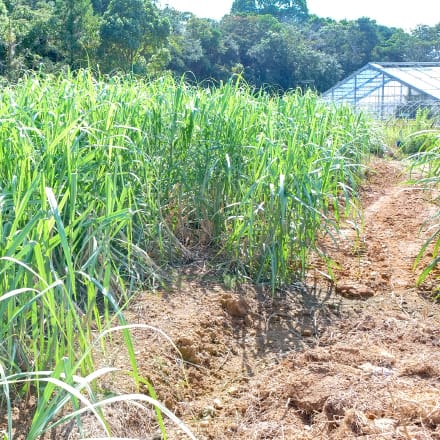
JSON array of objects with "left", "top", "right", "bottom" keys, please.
[{"left": 6, "top": 157, "right": 440, "bottom": 439}]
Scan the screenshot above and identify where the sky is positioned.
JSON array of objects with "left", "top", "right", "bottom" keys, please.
[{"left": 158, "top": 0, "right": 440, "bottom": 31}]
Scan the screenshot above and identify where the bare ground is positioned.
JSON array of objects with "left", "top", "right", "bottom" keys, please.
[{"left": 4, "top": 157, "right": 440, "bottom": 439}]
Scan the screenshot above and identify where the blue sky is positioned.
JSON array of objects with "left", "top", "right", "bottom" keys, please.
[{"left": 158, "top": 0, "right": 440, "bottom": 31}]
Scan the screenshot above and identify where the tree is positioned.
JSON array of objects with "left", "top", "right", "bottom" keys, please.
[
  {"left": 52, "top": 0, "right": 99, "bottom": 67},
  {"left": 91, "top": 0, "right": 110, "bottom": 14},
  {"left": 373, "top": 28, "right": 411, "bottom": 61},
  {"left": 247, "top": 28, "right": 290, "bottom": 87},
  {"left": 0, "top": 0, "right": 8, "bottom": 73},
  {"left": 230, "top": 0, "right": 308, "bottom": 22},
  {"left": 221, "top": 14, "right": 290, "bottom": 87},
  {"left": 231, "top": 0, "right": 257, "bottom": 14},
  {"left": 221, "top": 13, "right": 282, "bottom": 65},
  {"left": 304, "top": 17, "right": 382, "bottom": 77},
  {"left": 408, "top": 24, "right": 440, "bottom": 61},
  {"left": 100, "top": 0, "right": 169, "bottom": 71},
  {"left": 283, "top": 24, "right": 342, "bottom": 91},
  {"left": 258, "top": 0, "right": 308, "bottom": 21},
  {"left": 184, "top": 17, "right": 224, "bottom": 78},
  {"left": 0, "top": 0, "right": 56, "bottom": 76}
]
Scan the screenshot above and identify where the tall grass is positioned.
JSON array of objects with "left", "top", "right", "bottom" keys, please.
[
  {"left": 383, "top": 110, "right": 437, "bottom": 155},
  {"left": 2, "top": 72, "right": 377, "bottom": 290},
  {"left": 408, "top": 130, "right": 440, "bottom": 291},
  {"left": 0, "top": 71, "right": 379, "bottom": 435}
]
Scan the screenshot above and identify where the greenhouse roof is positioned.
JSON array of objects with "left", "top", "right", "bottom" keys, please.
[{"left": 324, "top": 62, "right": 440, "bottom": 101}]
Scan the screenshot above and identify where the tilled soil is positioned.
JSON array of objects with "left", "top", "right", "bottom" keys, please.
[{"left": 8, "top": 157, "right": 440, "bottom": 439}]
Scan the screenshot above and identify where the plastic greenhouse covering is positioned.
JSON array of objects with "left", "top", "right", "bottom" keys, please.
[{"left": 323, "top": 62, "right": 440, "bottom": 120}]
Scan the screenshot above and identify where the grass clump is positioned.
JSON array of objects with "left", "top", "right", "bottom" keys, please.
[
  {"left": 384, "top": 110, "right": 438, "bottom": 155},
  {"left": 2, "top": 71, "right": 378, "bottom": 291},
  {"left": 409, "top": 131, "right": 440, "bottom": 292}
]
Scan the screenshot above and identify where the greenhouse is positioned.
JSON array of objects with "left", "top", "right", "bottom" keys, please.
[{"left": 323, "top": 62, "right": 440, "bottom": 120}]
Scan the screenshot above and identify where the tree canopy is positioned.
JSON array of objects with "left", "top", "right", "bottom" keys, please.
[
  {"left": 0, "top": 0, "right": 439, "bottom": 91},
  {"left": 231, "top": 0, "right": 308, "bottom": 21}
]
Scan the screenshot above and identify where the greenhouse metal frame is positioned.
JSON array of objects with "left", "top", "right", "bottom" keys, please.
[{"left": 323, "top": 62, "right": 440, "bottom": 120}]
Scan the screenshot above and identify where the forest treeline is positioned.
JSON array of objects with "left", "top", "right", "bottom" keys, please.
[{"left": 1, "top": 0, "right": 440, "bottom": 90}]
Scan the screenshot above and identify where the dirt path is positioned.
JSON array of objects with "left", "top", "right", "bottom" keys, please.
[
  {"left": 64, "top": 158, "right": 440, "bottom": 439},
  {"left": 318, "top": 158, "right": 439, "bottom": 298}
]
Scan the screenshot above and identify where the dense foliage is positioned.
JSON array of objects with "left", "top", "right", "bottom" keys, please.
[
  {"left": 1, "top": 0, "right": 440, "bottom": 89},
  {"left": 0, "top": 71, "right": 376, "bottom": 368}
]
